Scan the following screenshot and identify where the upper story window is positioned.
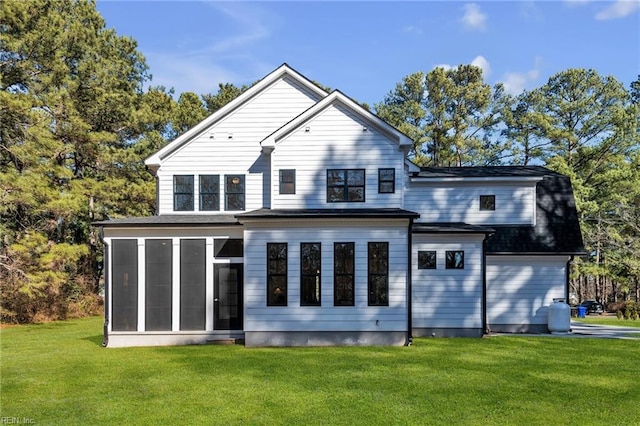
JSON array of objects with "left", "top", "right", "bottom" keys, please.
[
  {"left": 378, "top": 168, "right": 395, "bottom": 193},
  {"left": 225, "top": 175, "right": 245, "bottom": 211},
  {"left": 446, "top": 251, "right": 464, "bottom": 269},
  {"left": 267, "top": 243, "right": 287, "bottom": 306},
  {"left": 300, "top": 243, "right": 321, "bottom": 306},
  {"left": 174, "top": 175, "right": 194, "bottom": 211},
  {"left": 334, "top": 242, "right": 355, "bottom": 306},
  {"left": 479, "top": 195, "right": 495, "bottom": 211},
  {"left": 368, "top": 242, "right": 389, "bottom": 306},
  {"left": 199, "top": 175, "right": 220, "bottom": 211},
  {"left": 279, "top": 169, "right": 296, "bottom": 194},
  {"left": 327, "top": 169, "right": 365, "bottom": 203},
  {"left": 418, "top": 251, "right": 437, "bottom": 269}
]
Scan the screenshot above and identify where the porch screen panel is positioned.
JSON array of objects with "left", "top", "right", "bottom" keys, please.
[
  {"left": 145, "top": 239, "right": 172, "bottom": 331},
  {"left": 180, "top": 239, "right": 206, "bottom": 330},
  {"left": 111, "top": 239, "right": 138, "bottom": 331}
]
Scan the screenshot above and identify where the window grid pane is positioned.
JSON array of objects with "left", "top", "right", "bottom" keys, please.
[
  {"left": 199, "top": 175, "right": 219, "bottom": 211},
  {"left": 327, "top": 169, "right": 365, "bottom": 202},
  {"left": 173, "top": 175, "right": 194, "bottom": 211},
  {"left": 301, "top": 243, "right": 321, "bottom": 306},
  {"left": 446, "top": 251, "right": 465, "bottom": 269},
  {"left": 279, "top": 169, "right": 296, "bottom": 195},
  {"left": 480, "top": 195, "right": 495, "bottom": 211},
  {"left": 267, "top": 243, "right": 287, "bottom": 306},
  {"left": 334, "top": 242, "right": 355, "bottom": 306},
  {"left": 225, "top": 175, "right": 245, "bottom": 210},
  {"left": 368, "top": 242, "right": 389, "bottom": 306},
  {"left": 418, "top": 251, "right": 437, "bottom": 269},
  {"left": 378, "top": 168, "right": 395, "bottom": 193}
]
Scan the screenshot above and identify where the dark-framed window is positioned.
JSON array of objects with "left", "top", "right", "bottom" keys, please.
[
  {"left": 301, "top": 243, "right": 321, "bottom": 306},
  {"left": 327, "top": 169, "right": 365, "bottom": 202},
  {"left": 173, "top": 175, "right": 194, "bottom": 211},
  {"left": 225, "top": 175, "right": 245, "bottom": 211},
  {"left": 368, "top": 242, "right": 389, "bottom": 306},
  {"left": 480, "top": 195, "right": 495, "bottom": 211},
  {"left": 279, "top": 169, "right": 296, "bottom": 194},
  {"left": 214, "top": 239, "right": 243, "bottom": 258},
  {"left": 267, "top": 243, "right": 287, "bottom": 306},
  {"left": 378, "top": 168, "right": 395, "bottom": 193},
  {"left": 199, "top": 175, "right": 219, "bottom": 211},
  {"left": 334, "top": 242, "right": 355, "bottom": 306},
  {"left": 446, "top": 251, "right": 465, "bottom": 269},
  {"left": 418, "top": 251, "right": 437, "bottom": 269}
]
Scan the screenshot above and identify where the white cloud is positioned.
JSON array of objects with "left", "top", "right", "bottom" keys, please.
[
  {"left": 403, "top": 25, "right": 423, "bottom": 35},
  {"left": 501, "top": 57, "right": 543, "bottom": 95},
  {"left": 595, "top": 0, "right": 640, "bottom": 20},
  {"left": 471, "top": 55, "right": 491, "bottom": 78},
  {"left": 461, "top": 3, "right": 487, "bottom": 31}
]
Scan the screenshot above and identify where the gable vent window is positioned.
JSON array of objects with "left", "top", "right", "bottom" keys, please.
[
  {"left": 174, "top": 175, "right": 194, "bottom": 211},
  {"left": 479, "top": 195, "right": 495, "bottom": 211},
  {"left": 378, "top": 168, "right": 395, "bottom": 194},
  {"left": 225, "top": 175, "right": 245, "bottom": 211},
  {"left": 327, "top": 169, "right": 365, "bottom": 203},
  {"left": 199, "top": 175, "right": 220, "bottom": 211},
  {"left": 279, "top": 169, "right": 296, "bottom": 195}
]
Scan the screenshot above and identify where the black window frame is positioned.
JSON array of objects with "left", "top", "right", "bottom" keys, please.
[
  {"left": 326, "top": 169, "right": 365, "bottom": 203},
  {"left": 300, "top": 242, "right": 321, "bottom": 306},
  {"left": 368, "top": 242, "right": 389, "bottom": 306},
  {"left": 479, "top": 194, "right": 496, "bottom": 211},
  {"left": 173, "top": 175, "right": 194, "bottom": 211},
  {"left": 267, "top": 243, "right": 287, "bottom": 306},
  {"left": 279, "top": 169, "right": 296, "bottom": 195},
  {"left": 445, "top": 250, "right": 465, "bottom": 269},
  {"left": 378, "top": 168, "right": 395, "bottom": 194},
  {"left": 224, "top": 174, "right": 245, "bottom": 211},
  {"left": 214, "top": 239, "right": 243, "bottom": 258},
  {"left": 334, "top": 242, "right": 355, "bottom": 306},
  {"left": 199, "top": 175, "right": 220, "bottom": 211},
  {"left": 418, "top": 250, "right": 437, "bottom": 269}
]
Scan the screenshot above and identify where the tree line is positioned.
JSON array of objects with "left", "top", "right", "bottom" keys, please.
[{"left": 1, "top": 0, "right": 638, "bottom": 323}]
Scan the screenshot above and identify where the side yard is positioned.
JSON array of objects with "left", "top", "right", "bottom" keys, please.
[{"left": 1, "top": 316, "right": 638, "bottom": 425}]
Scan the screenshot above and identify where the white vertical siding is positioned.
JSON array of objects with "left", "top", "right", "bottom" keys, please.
[
  {"left": 486, "top": 255, "right": 568, "bottom": 327},
  {"left": 271, "top": 102, "right": 405, "bottom": 209},
  {"left": 243, "top": 219, "right": 410, "bottom": 332},
  {"left": 405, "top": 182, "right": 536, "bottom": 225},
  {"left": 157, "top": 77, "right": 322, "bottom": 215},
  {"left": 411, "top": 234, "right": 485, "bottom": 329}
]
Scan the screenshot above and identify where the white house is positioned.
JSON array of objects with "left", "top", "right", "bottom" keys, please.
[{"left": 94, "top": 64, "right": 585, "bottom": 347}]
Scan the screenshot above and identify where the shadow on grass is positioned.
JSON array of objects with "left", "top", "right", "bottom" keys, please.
[{"left": 84, "top": 335, "right": 104, "bottom": 347}]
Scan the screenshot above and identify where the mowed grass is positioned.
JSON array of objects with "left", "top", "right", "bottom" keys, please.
[
  {"left": 575, "top": 316, "right": 640, "bottom": 328},
  {"left": 2, "top": 317, "right": 638, "bottom": 425}
]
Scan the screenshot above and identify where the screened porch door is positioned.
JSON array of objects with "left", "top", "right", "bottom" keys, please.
[{"left": 214, "top": 264, "right": 243, "bottom": 330}]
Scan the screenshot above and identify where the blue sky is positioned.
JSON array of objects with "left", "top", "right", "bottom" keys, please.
[{"left": 96, "top": 1, "right": 640, "bottom": 106}]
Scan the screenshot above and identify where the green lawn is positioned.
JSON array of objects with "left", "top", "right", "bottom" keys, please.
[
  {"left": 575, "top": 316, "right": 640, "bottom": 328},
  {"left": 2, "top": 316, "right": 638, "bottom": 425}
]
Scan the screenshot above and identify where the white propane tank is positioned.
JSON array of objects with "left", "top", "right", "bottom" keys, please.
[{"left": 548, "top": 298, "right": 571, "bottom": 334}]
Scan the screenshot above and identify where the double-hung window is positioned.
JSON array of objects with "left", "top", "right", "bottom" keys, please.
[
  {"left": 279, "top": 169, "right": 295, "bottom": 194},
  {"left": 225, "top": 175, "right": 245, "bottom": 211},
  {"left": 334, "top": 242, "right": 355, "bottom": 306},
  {"left": 199, "top": 175, "right": 219, "bottom": 211},
  {"left": 174, "top": 175, "right": 194, "bottom": 211},
  {"left": 368, "top": 242, "right": 389, "bottom": 306},
  {"left": 327, "top": 169, "right": 365, "bottom": 202},
  {"left": 378, "top": 168, "right": 395, "bottom": 193},
  {"left": 301, "top": 243, "right": 321, "bottom": 306},
  {"left": 267, "top": 243, "right": 287, "bottom": 306}
]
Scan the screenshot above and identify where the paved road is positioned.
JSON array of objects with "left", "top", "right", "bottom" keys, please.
[{"left": 569, "top": 321, "right": 640, "bottom": 340}]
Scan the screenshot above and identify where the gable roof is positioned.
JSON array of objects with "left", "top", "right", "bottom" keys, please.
[
  {"left": 415, "top": 165, "right": 558, "bottom": 178},
  {"left": 486, "top": 172, "right": 586, "bottom": 255},
  {"left": 260, "top": 89, "right": 413, "bottom": 152},
  {"left": 145, "top": 63, "right": 328, "bottom": 170}
]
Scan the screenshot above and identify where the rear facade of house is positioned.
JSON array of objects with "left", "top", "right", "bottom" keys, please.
[{"left": 95, "top": 64, "right": 585, "bottom": 348}]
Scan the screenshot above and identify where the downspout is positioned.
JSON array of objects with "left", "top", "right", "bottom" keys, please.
[
  {"left": 482, "top": 235, "right": 489, "bottom": 335},
  {"left": 406, "top": 218, "right": 413, "bottom": 346},
  {"left": 99, "top": 226, "right": 109, "bottom": 347},
  {"left": 566, "top": 256, "right": 574, "bottom": 304}
]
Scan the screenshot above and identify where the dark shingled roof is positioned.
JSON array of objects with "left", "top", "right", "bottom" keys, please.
[
  {"left": 93, "top": 214, "right": 240, "bottom": 227},
  {"left": 415, "top": 165, "right": 560, "bottom": 178},
  {"left": 413, "top": 223, "right": 495, "bottom": 234},
  {"left": 237, "top": 208, "right": 420, "bottom": 219},
  {"left": 486, "top": 173, "right": 585, "bottom": 255}
]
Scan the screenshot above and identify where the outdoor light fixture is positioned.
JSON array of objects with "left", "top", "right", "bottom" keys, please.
[{"left": 305, "top": 127, "right": 310, "bottom": 132}]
